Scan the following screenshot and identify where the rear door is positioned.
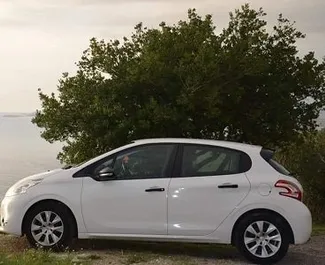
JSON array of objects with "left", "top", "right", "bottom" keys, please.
[{"left": 167, "top": 144, "right": 251, "bottom": 236}]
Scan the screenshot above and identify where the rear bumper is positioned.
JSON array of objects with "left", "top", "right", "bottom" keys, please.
[{"left": 288, "top": 203, "right": 312, "bottom": 244}]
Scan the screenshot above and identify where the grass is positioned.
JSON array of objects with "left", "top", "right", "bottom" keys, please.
[
  {"left": 123, "top": 252, "right": 159, "bottom": 264},
  {"left": 0, "top": 250, "right": 75, "bottom": 265},
  {"left": 0, "top": 250, "right": 101, "bottom": 265},
  {"left": 312, "top": 223, "right": 325, "bottom": 236},
  {"left": 122, "top": 251, "right": 199, "bottom": 265}
]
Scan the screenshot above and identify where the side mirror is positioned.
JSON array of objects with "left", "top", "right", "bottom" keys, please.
[{"left": 97, "top": 167, "right": 115, "bottom": 181}]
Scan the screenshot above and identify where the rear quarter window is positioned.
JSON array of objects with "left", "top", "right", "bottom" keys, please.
[{"left": 260, "top": 149, "right": 291, "bottom": 176}]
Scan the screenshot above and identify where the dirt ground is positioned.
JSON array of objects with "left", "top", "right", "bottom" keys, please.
[
  {"left": 1, "top": 234, "right": 325, "bottom": 264},
  {"left": 90, "top": 235, "right": 325, "bottom": 265}
]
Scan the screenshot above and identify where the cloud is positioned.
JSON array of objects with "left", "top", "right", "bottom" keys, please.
[
  {"left": 2, "top": 0, "right": 325, "bottom": 35},
  {"left": 0, "top": 0, "right": 324, "bottom": 112}
]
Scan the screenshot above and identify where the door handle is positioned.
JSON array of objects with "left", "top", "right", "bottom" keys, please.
[
  {"left": 218, "top": 184, "right": 238, "bottom": 189},
  {"left": 145, "top": 187, "right": 165, "bottom": 192}
]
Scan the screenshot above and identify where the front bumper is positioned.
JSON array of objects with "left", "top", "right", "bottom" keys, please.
[
  {"left": 0, "top": 195, "right": 28, "bottom": 236},
  {"left": 0, "top": 226, "right": 6, "bottom": 234}
]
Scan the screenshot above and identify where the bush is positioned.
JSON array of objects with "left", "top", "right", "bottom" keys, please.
[{"left": 277, "top": 130, "right": 325, "bottom": 222}]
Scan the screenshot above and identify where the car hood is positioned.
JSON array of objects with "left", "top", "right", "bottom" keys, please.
[
  {"left": 26, "top": 168, "right": 64, "bottom": 179},
  {"left": 4, "top": 168, "right": 65, "bottom": 197},
  {"left": 10, "top": 168, "right": 64, "bottom": 188}
]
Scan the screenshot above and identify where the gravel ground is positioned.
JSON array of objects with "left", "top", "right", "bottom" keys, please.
[
  {"left": 1, "top": 235, "right": 325, "bottom": 264},
  {"left": 77, "top": 235, "right": 325, "bottom": 265}
]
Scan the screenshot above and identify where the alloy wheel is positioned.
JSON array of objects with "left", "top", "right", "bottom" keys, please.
[
  {"left": 244, "top": 221, "right": 282, "bottom": 258},
  {"left": 31, "top": 211, "right": 64, "bottom": 246}
]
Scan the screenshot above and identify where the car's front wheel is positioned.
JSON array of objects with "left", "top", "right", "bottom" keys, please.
[
  {"left": 234, "top": 212, "right": 289, "bottom": 264},
  {"left": 24, "top": 202, "right": 75, "bottom": 250}
]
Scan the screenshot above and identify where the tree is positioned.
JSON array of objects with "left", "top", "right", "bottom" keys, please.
[{"left": 33, "top": 4, "right": 325, "bottom": 164}]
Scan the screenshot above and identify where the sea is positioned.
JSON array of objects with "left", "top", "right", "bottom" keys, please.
[{"left": 0, "top": 114, "right": 62, "bottom": 198}]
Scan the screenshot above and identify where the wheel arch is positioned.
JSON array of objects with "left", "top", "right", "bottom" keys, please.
[
  {"left": 231, "top": 208, "right": 294, "bottom": 245},
  {"left": 22, "top": 199, "right": 78, "bottom": 238}
]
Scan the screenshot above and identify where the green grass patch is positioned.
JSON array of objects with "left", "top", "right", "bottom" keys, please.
[
  {"left": 167, "top": 256, "right": 198, "bottom": 265},
  {"left": 0, "top": 250, "right": 74, "bottom": 265},
  {"left": 123, "top": 252, "right": 158, "bottom": 264},
  {"left": 312, "top": 223, "right": 325, "bottom": 236},
  {"left": 0, "top": 249, "right": 99, "bottom": 265},
  {"left": 122, "top": 251, "right": 198, "bottom": 265}
]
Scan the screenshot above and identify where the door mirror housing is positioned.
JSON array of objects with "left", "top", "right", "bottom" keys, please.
[{"left": 97, "top": 167, "right": 115, "bottom": 181}]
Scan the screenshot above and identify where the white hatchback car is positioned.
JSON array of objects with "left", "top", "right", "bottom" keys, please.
[{"left": 0, "top": 138, "right": 311, "bottom": 264}]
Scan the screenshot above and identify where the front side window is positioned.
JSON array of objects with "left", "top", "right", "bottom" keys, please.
[
  {"left": 181, "top": 144, "right": 250, "bottom": 177},
  {"left": 113, "top": 144, "right": 175, "bottom": 179},
  {"left": 89, "top": 144, "right": 175, "bottom": 180},
  {"left": 93, "top": 158, "right": 114, "bottom": 176}
]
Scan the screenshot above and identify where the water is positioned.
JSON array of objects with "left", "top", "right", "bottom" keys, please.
[{"left": 0, "top": 115, "right": 62, "bottom": 198}]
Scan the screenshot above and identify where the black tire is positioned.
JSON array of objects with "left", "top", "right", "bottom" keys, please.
[
  {"left": 24, "top": 201, "right": 75, "bottom": 251},
  {"left": 234, "top": 212, "right": 289, "bottom": 264}
]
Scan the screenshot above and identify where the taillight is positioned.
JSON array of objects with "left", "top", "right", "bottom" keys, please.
[{"left": 274, "top": 180, "right": 302, "bottom": 201}]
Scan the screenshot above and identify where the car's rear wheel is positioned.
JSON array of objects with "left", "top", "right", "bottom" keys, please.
[
  {"left": 234, "top": 212, "right": 289, "bottom": 264},
  {"left": 24, "top": 202, "right": 75, "bottom": 250}
]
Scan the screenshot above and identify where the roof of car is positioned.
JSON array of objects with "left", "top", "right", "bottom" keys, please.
[{"left": 132, "top": 138, "right": 262, "bottom": 152}]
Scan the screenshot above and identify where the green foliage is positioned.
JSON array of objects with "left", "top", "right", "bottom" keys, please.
[
  {"left": 32, "top": 4, "right": 325, "bottom": 164},
  {"left": 277, "top": 129, "right": 325, "bottom": 221}
]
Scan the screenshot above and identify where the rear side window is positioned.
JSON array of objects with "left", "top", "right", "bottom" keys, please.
[
  {"left": 260, "top": 149, "right": 291, "bottom": 176},
  {"left": 180, "top": 144, "right": 252, "bottom": 177}
]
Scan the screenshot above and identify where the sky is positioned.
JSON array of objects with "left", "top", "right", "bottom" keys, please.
[{"left": 0, "top": 0, "right": 324, "bottom": 112}]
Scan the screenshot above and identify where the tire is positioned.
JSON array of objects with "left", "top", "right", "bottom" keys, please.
[
  {"left": 234, "top": 212, "right": 289, "bottom": 264},
  {"left": 24, "top": 202, "right": 75, "bottom": 251}
]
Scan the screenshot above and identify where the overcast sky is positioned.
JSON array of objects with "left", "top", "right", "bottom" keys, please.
[{"left": 0, "top": 0, "right": 324, "bottom": 112}]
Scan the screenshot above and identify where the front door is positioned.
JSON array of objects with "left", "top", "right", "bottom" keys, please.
[
  {"left": 168, "top": 144, "right": 251, "bottom": 236},
  {"left": 81, "top": 144, "right": 176, "bottom": 235}
]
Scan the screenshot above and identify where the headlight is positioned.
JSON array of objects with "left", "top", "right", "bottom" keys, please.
[{"left": 5, "top": 178, "right": 43, "bottom": 197}]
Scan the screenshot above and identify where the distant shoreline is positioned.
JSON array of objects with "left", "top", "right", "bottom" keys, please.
[
  {"left": 0, "top": 113, "right": 35, "bottom": 118},
  {"left": 0, "top": 112, "right": 324, "bottom": 127}
]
